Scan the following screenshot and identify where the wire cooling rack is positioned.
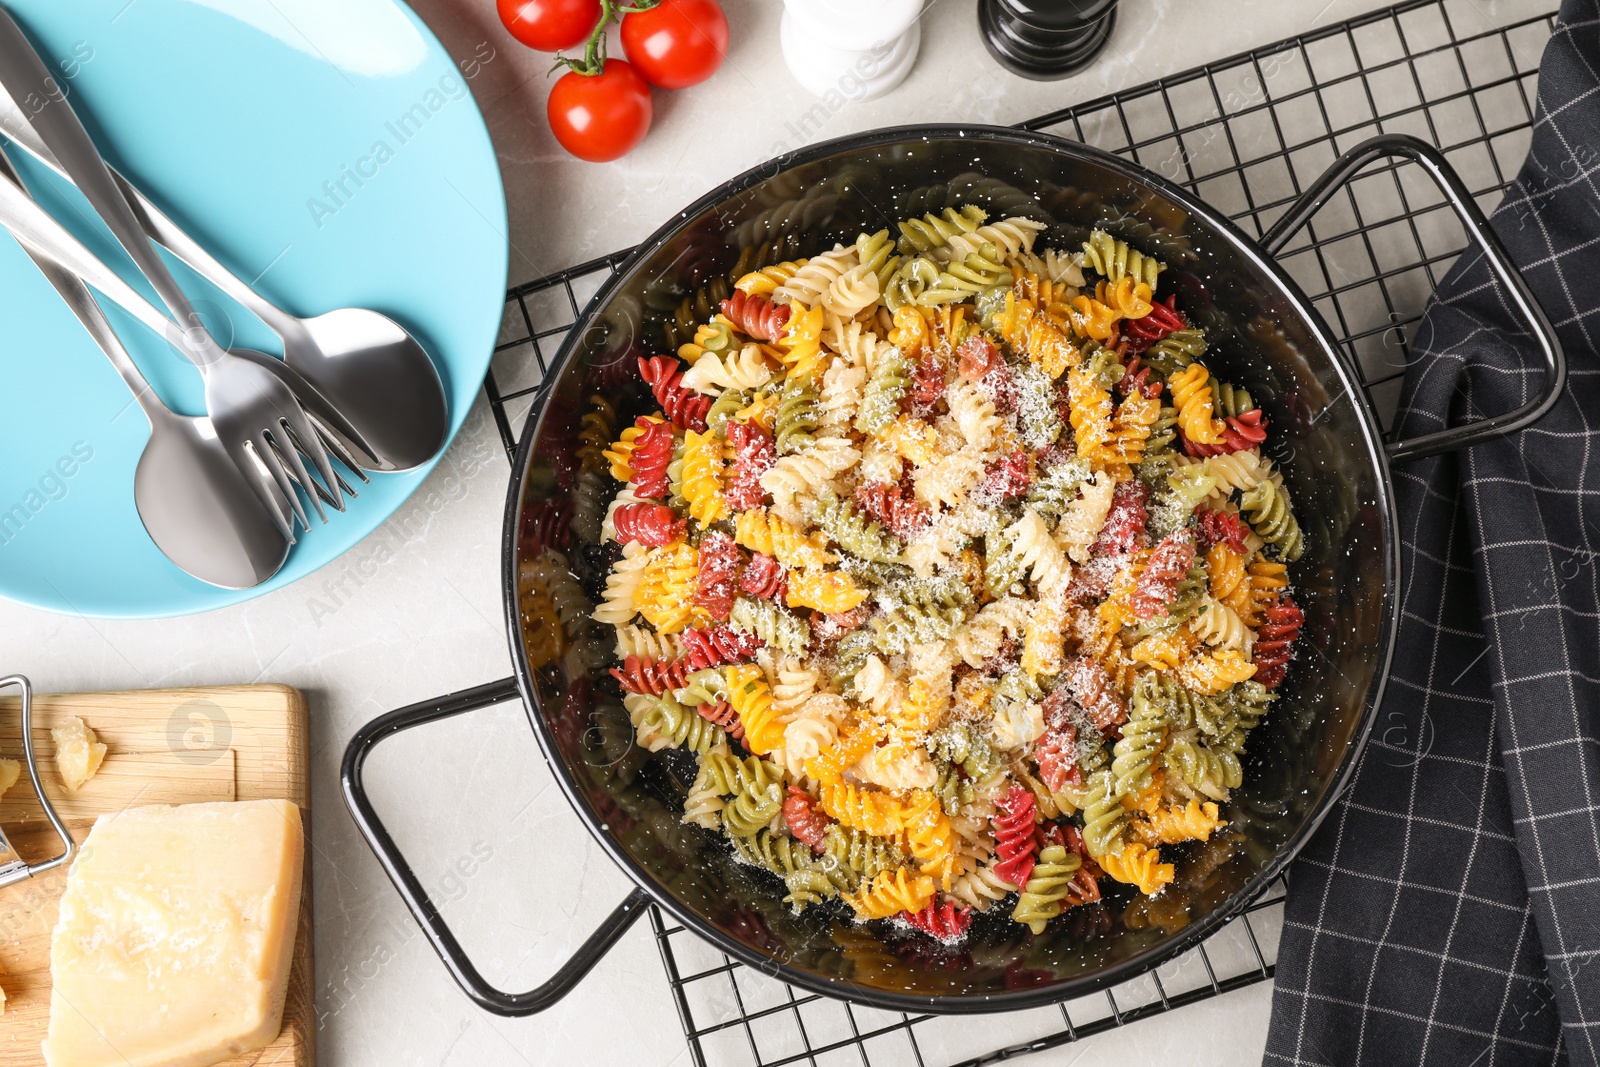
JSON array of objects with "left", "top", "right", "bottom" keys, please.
[{"left": 480, "top": 0, "right": 1556, "bottom": 1062}]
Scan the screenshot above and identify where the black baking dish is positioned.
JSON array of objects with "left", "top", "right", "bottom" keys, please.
[{"left": 344, "top": 124, "right": 1562, "bottom": 1015}]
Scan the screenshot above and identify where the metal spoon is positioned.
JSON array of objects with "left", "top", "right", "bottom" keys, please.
[
  {"left": 0, "top": 150, "right": 288, "bottom": 588},
  {"left": 0, "top": 7, "right": 344, "bottom": 532},
  {"left": 0, "top": 70, "right": 449, "bottom": 473}
]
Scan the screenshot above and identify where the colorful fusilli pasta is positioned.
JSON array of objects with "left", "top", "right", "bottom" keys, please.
[{"left": 590, "top": 215, "right": 1305, "bottom": 933}]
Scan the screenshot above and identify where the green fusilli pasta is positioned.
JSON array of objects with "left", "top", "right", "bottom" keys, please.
[
  {"left": 1083, "top": 229, "right": 1166, "bottom": 288},
  {"left": 775, "top": 376, "right": 820, "bottom": 454},
  {"left": 884, "top": 256, "right": 939, "bottom": 312},
  {"left": 675, "top": 668, "right": 729, "bottom": 708},
  {"left": 1142, "top": 328, "right": 1208, "bottom": 378},
  {"left": 923, "top": 245, "right": 1012, "bottom": 303},
  {"left": 926, "top": 722, "right": 1003, "bottom": 782},
  {"left": 897, "top": 204, "right": 986, "bottom": 255},
  {"left": 1080, "top": 770, "right": 1127, "bottom": 860},
  {"left": 871, "top": 577, "right": 972, "bottom": 655},
  {"left": 1024, "top": 459, "right": 1091, "bottom": 526},
  {"left": 1149, "top": 463, "right": 1218, "bottom": 539},
  {"left": 723, "top": 781, "right": 783, "bottom": 836},
  {"left": 1012, "top": 844, "right": 1081, "bottom": 933},
  {"left": 728, "top": 596, "right": 810, "bottom": 656},
  {"left": 702, "top": 751, "right": 784, "bottom": 796},
  {"left": 1010, "top": 364, "right": 1064, "bottom": 449},
  {"left": 855, "top": 346, "right": 910, "bottom": 435},
  {"left": 830, "top": 628, "right": 874, "bottom": 690},
  {"left": 1240, "top": 480, "right": 1305, "bottom": 561},
  {"left": 817, "top": 489, "right": 903, "bottom": 564},
  {"left": 731, "top": 830, "right": 846, "bottom": 909},
  {"left": 931, "top": 761, "right": 975, "bottom": 815},
  {"left": 637, "top": 693, "right": 726, "bottom": 755},
  {"left": 1212, "top": 380, "right": 1255, "bottom": 419},
  {"left": 705, "top": 387, "right": 751, "bottom": 436},
  {"left": 819, "top": 824, "right": 904, "bottom": 891},
  {"left": 1137, "top": 560, "right": 1208, "bottom": 636},
  {"left": 1144, "top": 404, "right": 1179, "bottom": 459},
  {"left": 1111, "top": 674, "right": 1167, "bottom": 794},
  {"left": 983, "top": 530, "right": 1025, "bottom": 598},
  {"left": 1164, "top": 735, "right": 1243, "bottom": 800},
  {"left": 855, "top": 227, "right": 900, "bottom": 291}
]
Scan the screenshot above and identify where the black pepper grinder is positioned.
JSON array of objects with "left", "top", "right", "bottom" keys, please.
[{"left": 979, "top": 0, "right": 1119, "bottom": 80}]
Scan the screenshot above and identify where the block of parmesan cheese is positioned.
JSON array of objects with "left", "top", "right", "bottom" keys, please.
[{"left": 43, "top": 799, "right": 303, "bottom": 1067}]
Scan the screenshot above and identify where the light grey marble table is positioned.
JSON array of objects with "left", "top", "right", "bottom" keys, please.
[{"left": 0, "top": 0, "right": 1541, "bottom": 1063}]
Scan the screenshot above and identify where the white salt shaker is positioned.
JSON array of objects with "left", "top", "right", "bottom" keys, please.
[{"left": 780, "top": 0, "right": 924, "bottom": 102}]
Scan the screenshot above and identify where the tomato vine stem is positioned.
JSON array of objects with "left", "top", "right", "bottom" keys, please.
[{"left": 554, "top": 0, "right": 664, "bottom": 75}]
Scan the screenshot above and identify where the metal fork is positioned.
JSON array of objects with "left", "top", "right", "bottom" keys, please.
[
  {"left": 0, "top": 157, "right": 361, "bottom": 537},
  {"left": 0, "top": 9, "right": 342, "bottom": 536}
]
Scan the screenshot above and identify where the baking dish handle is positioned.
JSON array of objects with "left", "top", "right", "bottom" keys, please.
[
  {"left": 341, "top": 677, "right": 651, "bottom": 1017},
  {"left": 1260, "top": 132, "right": 1565, "bottom": 463}
]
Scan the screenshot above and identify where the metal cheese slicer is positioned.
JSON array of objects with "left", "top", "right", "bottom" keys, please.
[{"left": 0, "top": 675, "right": 73, "bottom": 889}]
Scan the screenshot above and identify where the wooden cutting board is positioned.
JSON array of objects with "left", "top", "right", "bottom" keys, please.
[{"left": 0, "top": 684, "right": 314, "bottom": 1066}]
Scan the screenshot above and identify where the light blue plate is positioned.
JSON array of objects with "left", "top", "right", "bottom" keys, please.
[{"left": 0, "top": 0, "right": 508, "bottom": 618}]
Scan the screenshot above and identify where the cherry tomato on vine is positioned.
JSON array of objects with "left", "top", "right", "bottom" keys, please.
[
  {"left": 620, "top": 0, "right": 728, "bottom": 90},
  {"left": 547, "top": 59, "right": 653, "bottom": 162},
  {"left": 498, "top": 0, "right": 603, "bottom": 52}
]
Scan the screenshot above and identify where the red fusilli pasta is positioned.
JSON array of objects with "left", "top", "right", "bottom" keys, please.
[
  {"left": 679, "top": 623, "right": 763, "bottom": 668},
  {"left": 810, "top": 604, "right": 871, "bottom": 644},
  {"left": 697, "top": 697, "right": 745, "bottom": 743},
  {"left": 638, "top": 354, "right": 711, "bottom": 432},
  {"left": 1035, "top": 713, "right": 1081, "bottom": 792},
  {"left": 1057, "top": 824, "right": 1103, "bottom": 905},
  {"left": 900, "top": 898, "right": 974, "bottom": 940},
  {"left": 783, "top": 785, "right": 830, "bottom": 853},
  {"left": 1093, "top": 478, "right": 1149, "bottom": 557},
  {"left": 1182, "top": 408, "right": 1269, "bottom": 457},
  {"left": 520, "top": 499, "right": 573, "bottom": 554},
  {"left": 1116, "top": 352, "right": 1154, "bottom": 400},
  {"left": 611, "top": 502, "right": 686, "bottom": 547},
  {"left": 1131, "top": 528, "right": 1196, "bottom": 620},
  {"left": 630, "top": 416, "right": 675, "bottom": 499},
  {"left": 855, "top": 480, "right": 932, "bottom": 540},
  {"left": 693, "top": 531, "right": 742, "bottom": 620},
  {"left": 992, "top": 784, "right": 1038, "bottom": 889},
  {"left": 957, "top": 334, "right": 1002, "bottom": 381},
  {"left": 1253, "top": 594, "right": 1303, "bottom": 689},
  {"left": 1195, "top": 507, "right": 1250, "bottom": 554},
  {"left": 978, "top": 360, "right": 1019, "bottom": 414},
  {"left": 1122, "top": 295, "right": 1185, "bottom": 353},
  {"left": 610, "top": 654, "right": 694, "bottom": 695},
  {"left": 739, "top": 552, "right": 788, "bottom": 601},
  {"left": 977, "top": 450, "right": 1031, "bottom": 501},
  {"left": 1059, "top": 656, "right": 1129, "bottom": 734},
  {"left": 725, "top": 420, "right": 775, "bottom": 511},
  {"left": 720, "top": 290, "right": 790, "bottom": 342},
  {"left": 910, "top": 352, "right": 946, "bottom": 417}
]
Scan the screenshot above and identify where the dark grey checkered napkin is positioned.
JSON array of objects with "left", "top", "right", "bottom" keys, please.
[{"left": 1264, "top": 4, "right": 1600, "bottom": 1065}]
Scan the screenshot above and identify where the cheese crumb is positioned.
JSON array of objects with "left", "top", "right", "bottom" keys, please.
[
  {"left": 0, "top": 756, "right": 18, "bottom": 797},
  {"left": 51, "top": 717, "right": 105, "bottom": 791}
]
